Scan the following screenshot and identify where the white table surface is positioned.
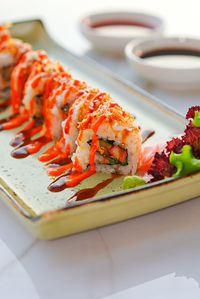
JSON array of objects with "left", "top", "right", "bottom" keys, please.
[{"left": 1, "top": 1, "right": 200, "bottom": 298}]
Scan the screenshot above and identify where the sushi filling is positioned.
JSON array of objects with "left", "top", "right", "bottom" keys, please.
[
  {"left": 61, "top": 103, "right": 69, "bottom": 114},
  {"left": 31, "top": 94, "right": 43, "bottom": 119},
  {"left": 88, "top": 138, "right": 128, "bottom": 166}
]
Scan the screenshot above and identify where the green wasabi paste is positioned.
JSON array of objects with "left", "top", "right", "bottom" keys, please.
[{"left": 122, "top": 175, "right": 147, "bottom": 190}]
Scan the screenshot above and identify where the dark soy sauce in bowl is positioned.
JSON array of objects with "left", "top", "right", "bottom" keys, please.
[{"left": 139, "top": 48, "right": 200, "bottom": 68}]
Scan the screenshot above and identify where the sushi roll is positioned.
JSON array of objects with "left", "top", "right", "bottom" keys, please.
[
  {"left": 72, "top": 104, "right": 141, "bottom": 175},
  {"left": 0, "top": 25, "right": 31, "bottom": 99}
]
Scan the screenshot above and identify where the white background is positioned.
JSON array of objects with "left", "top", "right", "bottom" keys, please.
[{"left": 1, "top": 1, "right": 200, "bottom": 298}]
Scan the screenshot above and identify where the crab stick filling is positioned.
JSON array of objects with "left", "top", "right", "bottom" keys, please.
[{"left": 91, "top": 139, "right": 128, "bottom": 166}]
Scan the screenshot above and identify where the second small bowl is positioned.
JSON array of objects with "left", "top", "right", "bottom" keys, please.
[{"left": 125, "top": 36, "right": 200, "bottom": 90}]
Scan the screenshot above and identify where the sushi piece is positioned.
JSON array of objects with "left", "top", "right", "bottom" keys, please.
[
  {"left": 11, "top": 49, "right": 49, "bottom": 114},
  {"left": 9, "top": 59, "right": 67, "bottom": 150},
  {"left": 37, "top": 76, "right": 88, "bottom": 162},
  {"left": 1, "top": 50, "right": 59, "bottom": 135},
  {"left": 72, "top": 104, "right": 141, "bottom": 176},
  {"left": 38, "top": 85, "right": 102, "bottom": 162},
  {"left": 62, "top": 89, "right": 117, "bottom": 155},
  {"left": 62, "top": 88, "right": 100, "bottom": 156},
  {"left": 22, "top": 59, "right": 65, "bottom": 121},
  {"left": 43, "top": 75, "right": 87, "bottom": 140},
  {"left": 0, "top": 25, "right": 31, "bottom": 99}
]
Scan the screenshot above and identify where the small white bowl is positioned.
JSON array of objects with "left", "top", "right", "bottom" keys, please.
[
  {"left": 125, "top": 36, "right": 200, "bottom": 90},
  {"left": 80, "top": 11, "right": 164, "bottom": 55}
]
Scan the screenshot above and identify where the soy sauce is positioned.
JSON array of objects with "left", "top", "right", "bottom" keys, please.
[
  {"left": 139, "top": 48, "right": 200, "bottom": 68},
  {"left": 140, "top": 48, "right": 200, "bottom": 59}
]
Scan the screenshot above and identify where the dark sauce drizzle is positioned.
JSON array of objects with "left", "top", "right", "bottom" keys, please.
[
  {"left": 10, "top": 118, "right": 43, "bottom": 147},
  {"left": 141, "top": 129, "right": 155, "bottom": 143},
  {"left": 48, "top": 169, "right": 116, "bottom": 200},
  {"left": 48, "top": 169, "right": 73, "bottom": 192},
  {"left": 46, "top": 157, "right": 72, "bottom": 168},
  {"left": 67, "top": 174, "right": 117, "bottom": 202},
  {"left": 11, "top": 135, "right": 51, "bottom": 159}
]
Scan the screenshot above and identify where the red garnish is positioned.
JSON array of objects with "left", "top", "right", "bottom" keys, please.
[
  {"left": 148, "top": 152, "right": 176, "bottom": 181},
  {"left": 166, "top": 137, "right": 185, "bottom": 154},
  {"left": 148, "top": 106, "right": 200, "bottom": 181},
  {"left": 183, "top": 122, "right": 200, "bottom": 152},
  {"left": 186, "top": 106, "right": 200, "bottom": 120}
]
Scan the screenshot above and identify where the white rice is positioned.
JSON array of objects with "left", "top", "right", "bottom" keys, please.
[{"left": 23, "top": 74, "right": 46, "bottom": 114}]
